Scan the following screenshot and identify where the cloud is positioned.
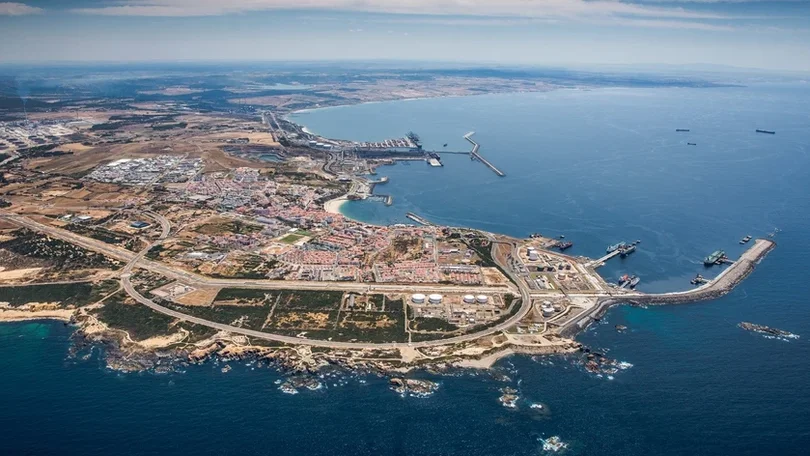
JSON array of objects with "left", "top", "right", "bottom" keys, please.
[
  {"left": 71, "top": 0, "right": 733, "bottom": 20},
  {"left": 376, "top": 14, "right": 735, "bottom": 31},
  {"left": 0, "top": 2, "right": 42, "bottom": 15}
]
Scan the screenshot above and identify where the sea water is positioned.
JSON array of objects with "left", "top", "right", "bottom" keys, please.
[{"left": 3, "top": 84, "right": 810, "bottom": 455}]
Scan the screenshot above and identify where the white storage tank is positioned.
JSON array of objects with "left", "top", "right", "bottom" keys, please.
[
  {"left": 541, "top": 304, "right": 555, "bottom": 317},
  {"left": 428, "top": 294, "right": 443, "bottom": 304},
  {"left": 476, "top": 295, "right": 489, "bottom": 304},
  {"left": 411, "top": 293, "right": 426, "bottom": 304},
  {"left": 528, "top": 251, "right": 540, "bottom": 261},
  {"left": 463, "top": 294, "right": 476, "bottom": 304}
]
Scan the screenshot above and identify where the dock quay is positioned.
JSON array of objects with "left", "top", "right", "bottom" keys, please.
[
  {"left": 586, "top": 240, "right": 641, "bottom": 268},
  {"left": 464, "top": 132, "right": 506, "bottom": 177},
  {"left": 368, "top": 194, "right": 394, "bottom": 206},
  {"left": 586, "top": 249, "right": 621, "bottom": 268},
  {"left": 561, "top": 239, "right": 776, "bottom": 338},
  {"left": 368, "top": 176, "right": 389, "bottom": 184},
  {"left": 426, "top": 150, "right": 470, "bottom": 155},
  {"left": 405, "top": 212, "right": 433, "bottom": 226}
]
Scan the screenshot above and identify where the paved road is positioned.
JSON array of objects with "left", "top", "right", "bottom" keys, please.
[
  {"left": 5, "top": 212, "right": 532, "bottom": 349},
  {"left": 1, "top": 211, "right": 768, "bottom": 348},
  {"left": 144, "top": 211, "right": 171, "bottom": 239},
  {"left": 3, "top": 214, "right": 515, "bottom": 295},
  {"left": 118, "top": 238, "right": 533, "bottom": 349}
]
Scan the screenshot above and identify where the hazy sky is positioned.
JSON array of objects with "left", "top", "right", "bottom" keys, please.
[{"left": 1, "top": 1, "right": 809, "bottom": 71}]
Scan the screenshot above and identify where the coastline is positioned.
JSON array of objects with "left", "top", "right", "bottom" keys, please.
[
  {"left": 0, "top": 309, "right": 74, "bottom": 323},
  {"left": 282, "top": 88, "right": 563, "bottom": 142},
  {"left": 323, "top": 195, "right": 348, "bottom": 216}
]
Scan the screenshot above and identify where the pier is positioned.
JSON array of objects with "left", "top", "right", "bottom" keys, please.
[
  {"left": 586, "top": 249, "right": 622, "bottom": 268},
  {"left": 368, "top": 194, "right": 393, "bottom": 206},
  {"left": 368, "top": 176, "right": 389, "bottom": 184},
  {"left": 427, "top": 150, "right": 470, "bottom": 155},
  {"left": 464, "top": 132, "right": 505, "bottom": 177},
  {"left": 405, "top": 212, "right": 433, "bottom": 226}
]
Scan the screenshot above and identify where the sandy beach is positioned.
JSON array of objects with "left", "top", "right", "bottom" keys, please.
[
  {"left": 323, "top": 196, "right": 348, "bottom": 216},
  {"left": 0, "top": 308, "right": 75, "bottom": 322}
]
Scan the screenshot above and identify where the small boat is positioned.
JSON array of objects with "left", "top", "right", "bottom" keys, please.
[
  {"left": 629, "top": 276, "right": 641, "bottom": 288},
  {"left": 607, "top": 242, "right": 627, "bottom": 254},
  {"left": 443, "top": 143, "right": 448, "bottom": 147},
  {"left": 618, "top": 274, "right": 631, "bottom": 287},
  {"left": 739, "top": 235, "right": 752, "bottom": 244},
  {"left": 540, "top": 436, "right": 568, "bottom": 453},
  {"left": 755, "top": 129, "right": 775, "bottom": 135},
  {"left": 687, "top": 142, "right": 697, "bottom": 146},
  {"left": 620, "top": 245, "right": 636, "bottom": 257}
]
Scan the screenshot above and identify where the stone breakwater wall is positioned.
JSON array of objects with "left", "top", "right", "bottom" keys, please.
[
  {"left": 631, "top": 239, "right": 775, "bottom": 306},
  {"left": 559, "top": 239, "right": 776, "bottom": 339}
]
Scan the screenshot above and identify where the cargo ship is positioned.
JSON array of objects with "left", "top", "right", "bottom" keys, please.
[
  {"left": 703, "top": 250, "right": 726, "bottom": 266},
  {"left": 620, "top": 245, "right": 636, "bottom": 257},
  {"left": 606, "top": 242, "right": 627, "bottom": 254},
  {"left": 756, "top": 129, "right": 775, "bottom": 135},
  {"left": 557, "top": 241, "right": 573, "bottom": 251}
]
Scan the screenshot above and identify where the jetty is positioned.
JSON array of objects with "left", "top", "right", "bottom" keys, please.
[
  {"left": 464, "top": 132, "right": 505, "bottom": 177},
  {"left": 586, "top": 249, "right": 621, "bottom": 268},
  {"left": 405, "top": 212, "right": 432, "bottom": 226}
]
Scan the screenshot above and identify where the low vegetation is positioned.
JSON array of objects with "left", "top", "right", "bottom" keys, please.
[
  {"left": 93, "top": 292, "right": 178, "bottom": 340},
  {"left": 0, "top": 229, "right": 122, "bottom": 270},
  {"left": 0, "top": 280, "right": 119, "bottom": 307}
]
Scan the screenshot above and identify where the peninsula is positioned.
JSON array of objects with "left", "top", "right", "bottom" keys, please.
[{"left": 0, "top": 67, "right": 774, "bottom": 376}]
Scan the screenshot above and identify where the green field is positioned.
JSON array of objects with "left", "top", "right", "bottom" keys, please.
[{"left": 279, "top": 234, "right": 304, "bottom": 244}]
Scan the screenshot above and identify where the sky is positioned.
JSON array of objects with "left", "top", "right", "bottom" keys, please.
[{"left": 1, "top": 1, "right": 809, "bottom": 72}]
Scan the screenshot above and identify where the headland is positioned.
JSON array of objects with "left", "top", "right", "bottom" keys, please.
[{"left": 0, "top": 68, "right": 779, "bottom": 382}]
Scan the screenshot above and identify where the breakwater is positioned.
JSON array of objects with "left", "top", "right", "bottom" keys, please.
[{"left": 560, "top": 239, "right": 776, "bottom": 338}]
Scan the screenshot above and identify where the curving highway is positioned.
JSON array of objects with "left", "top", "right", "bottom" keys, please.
[{"left": 4, "top": 212, "right": 532, "bottom": 349}]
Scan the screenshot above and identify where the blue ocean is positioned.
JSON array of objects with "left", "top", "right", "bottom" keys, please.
[{"left": 3, "top": 84, "right": 810, "bottom": 455}]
